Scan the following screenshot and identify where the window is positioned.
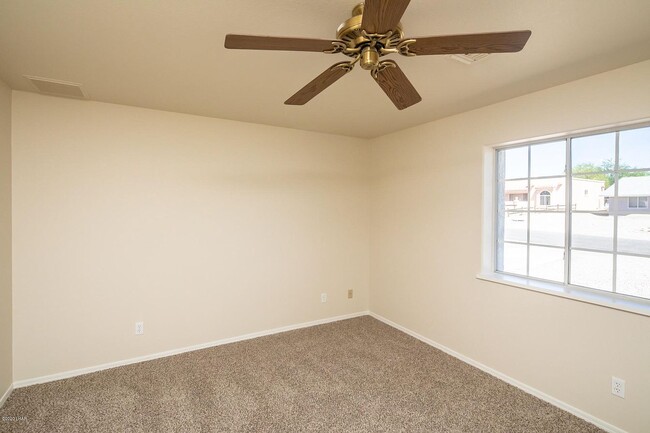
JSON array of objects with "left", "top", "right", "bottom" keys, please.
[
  {"left": 539, "top": 191, "right": 551, "bottom": 206},
  {"left": 493, "top": 124, "right": 650, "bottom": 305},
  {"left": 628, "top": 196, "right": 649, "bottom": 208},
  {"left": 629, "top": 196, "right": 648, "bottom": 209}
]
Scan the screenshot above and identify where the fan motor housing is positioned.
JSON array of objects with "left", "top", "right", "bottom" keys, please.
[{"left": 336, "top": 3, "right": 404, "bottom": 58}]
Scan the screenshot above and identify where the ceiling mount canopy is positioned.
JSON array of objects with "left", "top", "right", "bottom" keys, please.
[{"left": 224, "top": 0, "right": 531, "bottom": 110}]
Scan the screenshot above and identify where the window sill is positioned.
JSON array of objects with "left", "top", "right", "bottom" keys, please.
[{"left": 476, "top": 272, "right": 650, "bottom": 317}]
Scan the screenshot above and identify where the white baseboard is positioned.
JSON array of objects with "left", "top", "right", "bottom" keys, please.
[
  {"left": 14, "top": 311, "right": 369, "bottom": 389},
  {"left": 10, "top": 310, "right": 627, "bottom": 433},
  {"left": 0, "top": 384, "right": 12, "bottom": 408},
  {"left": 368, "top": 312, "right": 627, "bottom": 433}
]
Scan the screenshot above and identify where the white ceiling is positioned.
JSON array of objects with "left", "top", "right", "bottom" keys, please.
[{"left": 1, "top": 0, "right": 650, "bottom": 138}]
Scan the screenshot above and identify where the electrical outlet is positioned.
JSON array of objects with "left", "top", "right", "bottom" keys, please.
[
  {"left": 348, "top": 289, "right": 353, "bottom": 299},
  {"left": 320, "top": 293, "right": 327, "bottom": 303},
  {"left": 611, "top": 377, "right": 625, "bottom": 398},
  {"left": 135, "top": 321, "right": 144, "bottom": 335}
]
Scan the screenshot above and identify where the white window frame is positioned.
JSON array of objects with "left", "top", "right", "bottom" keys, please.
[{"left": 478, "top": 119, "right": 650, "bottom": 317}]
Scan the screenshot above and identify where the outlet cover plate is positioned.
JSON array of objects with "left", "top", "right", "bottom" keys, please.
[{"left": 612, "top": 376, "right": 625, "bottom": 398}]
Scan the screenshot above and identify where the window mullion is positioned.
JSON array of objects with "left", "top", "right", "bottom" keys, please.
[
  {"left": 526, "top": 145, "right": 531, "bottom": 277},
  {"left": 564, "top": 138, "right": 572, "bottom": 286},
  {"left": 612, "top": 132, "right": 620, "bottom": 293}
]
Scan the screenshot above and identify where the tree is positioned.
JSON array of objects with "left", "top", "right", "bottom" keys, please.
[
  {"left": 572, "top": 159, "right": 646, "bottom": 188},
  {"left": 573, "top": 163, "right": 612, "bottom": 187}
]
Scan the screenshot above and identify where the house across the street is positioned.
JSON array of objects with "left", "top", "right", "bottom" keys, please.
[
  {"left": 503, "top": 177, "right": 605, "bottom": 211},
  {"left": 603, "top": 176, "right": 650, "bottom": 215}
]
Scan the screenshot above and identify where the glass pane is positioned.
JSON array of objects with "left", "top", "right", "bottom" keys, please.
[
  {"left": 530, "top": 212, "right": 564, "bottom": 247},
  {"left": 573, "top": 173, "right": 612, "bottom": 194},
  {"left": 617, "top": 255, "right": 650, "bottom": 300},
  {"left": 498, "top": 242, "right": 527, "bottom": 276},
  {"left": 570, "top": 250, "right": 613, "bottom": 291},
  {"left": 501, "top": 146, "right": 528, "bottom": 180},
  {"left": 619, "top": 127, "right": 650, "bottom": 170},
  {"left": 530, "top": 140, "right": 565, "bottom": 178},
  {"left": 571, "top": 213, "right": 614, "bottom": 251},
  {"left": 529, "top": 246, "right": 564, "bottom": 282},
  {"left": 504, "top": 179, "right": 529, "bottom": 210},
  {"left": 504, "top": 210, "right": 527, "bottom": 243},
  {"left": 570, "top": 176, "right": 608, "bottom": 211},
  {"left": 529, "top": 177, "right": 565, "bottom": 211},
  {"left": 571, "top": 132, "right": 615, "bottom": 173},
  {"left": 606, "top": 172, "right": 650, "bottom": 214},
  {"left": 617, "top": 214, "right": 650, "bottom": 256}
]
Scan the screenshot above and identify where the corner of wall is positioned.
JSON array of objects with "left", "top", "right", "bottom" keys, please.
[{"left": 0, "top": 79, "right": 13, "bottom": 406}]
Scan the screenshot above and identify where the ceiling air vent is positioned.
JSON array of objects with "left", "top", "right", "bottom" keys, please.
[
  {"left": 448, "top": 53, "right": 490, "bottom": 65},
  {"left": 24, "top": 76, "right": 87, "bottom": 99}
]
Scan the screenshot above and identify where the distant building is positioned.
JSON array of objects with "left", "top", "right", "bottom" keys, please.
[
  {"left": 503, "top": 178, "right": 605, "bottom": 211},
  {"left": 602, "top": 177, "right": 650, "bottom": 215}
]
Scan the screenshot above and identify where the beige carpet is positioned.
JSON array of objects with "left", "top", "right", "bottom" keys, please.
[{"left": 0, "top": 316, "right": 603, "bottom": 433}]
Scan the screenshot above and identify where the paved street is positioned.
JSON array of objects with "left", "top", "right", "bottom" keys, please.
[
  {"left": 503, "top": 213, "right": 650, "bottom": 255},
  {"left": 500, "top": 213, "right": 650, "bottom": 299}
]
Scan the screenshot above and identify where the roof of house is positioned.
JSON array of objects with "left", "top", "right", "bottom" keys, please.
[{"left": 603, "top": 176, "right": 650, "bottom": 197}]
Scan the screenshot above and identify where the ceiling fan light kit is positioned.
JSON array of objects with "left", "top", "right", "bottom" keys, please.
[{"left": 225, "top": 1, "right": 531, "bottom": 110}]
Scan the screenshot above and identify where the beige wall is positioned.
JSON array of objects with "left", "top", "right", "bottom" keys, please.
[
  {"left": 11, "top": 92, "right": 369, "bottom": 380},
  {"left": 370, "top": 59, "right": 650, "bottom": 433},
  {"left": 8, "top": 59, "right": 650, "bottom": 431},
  {"left": 0, "top": 80, "right": 12, "bottom": 400}
]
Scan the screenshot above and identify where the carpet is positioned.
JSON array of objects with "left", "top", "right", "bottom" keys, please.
[{"left": 0, "top": 316, "right": 604, "bottom": 432}]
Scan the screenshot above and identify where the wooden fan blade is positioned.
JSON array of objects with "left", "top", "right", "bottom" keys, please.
[
  {"left": 285, "top": 63, "right": 351, "bottom": 105},
  {"left": 225, "top": 34, "right": 336, "bottom": 52},
  {"left": 361, "top": 0, "right": 411, "bottom": 34},
  {"left": 407, "top": 30, "right": 532, "bottom": 55},
  {"left": 373, "top": 61, "right": 421, "bottom": 110}
]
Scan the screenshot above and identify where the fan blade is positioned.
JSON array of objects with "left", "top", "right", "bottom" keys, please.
[
  {"left": 373, "top": 61, "right": 421, "bottom": 110},
  {"left": 225, "top": 34, "right": 337, "bottom": 52},
  {"left": 361, "top": 0, "right": 411, "bottom": 34},
  {"left": 407, "top": 30, "right": 532, "bottom": 55},
  {"left": 285, "top": 63, "right": 352, "bottom": 105}
]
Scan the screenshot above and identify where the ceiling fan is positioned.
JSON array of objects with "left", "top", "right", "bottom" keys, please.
[{"left": 224, "top": 0, "right": 531, "bottom": 110}]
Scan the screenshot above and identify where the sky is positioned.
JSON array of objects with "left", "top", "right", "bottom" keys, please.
[{"left": 500, "top": 126, "right": 650, "bottom": 180}]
